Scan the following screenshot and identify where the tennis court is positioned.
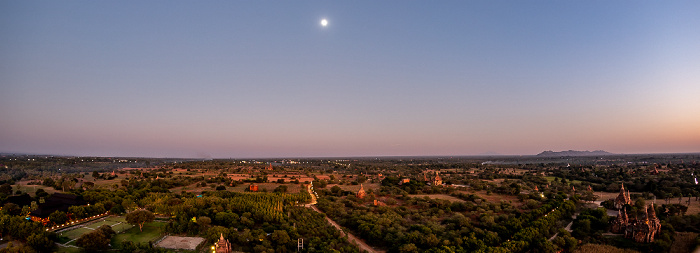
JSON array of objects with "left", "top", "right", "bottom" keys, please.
[
  {"left": 59, "top": 227, "right": 93, "bottom": 240},
  {"left": 57, "top": 216, "right": 134, "bottom": 246}
]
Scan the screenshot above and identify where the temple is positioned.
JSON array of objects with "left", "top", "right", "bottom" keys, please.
[
  {"left": 614, "top": 183, "right": 631, "bottom": 209},
  {"left": 610, "top": 204, "right": 661, "bottom": 243},
  {"left": 356, "top": 184, "right": 366, "bottom": 199},
  {"left": 433, "top": 171, "right": 442, "bottom": 186},
  {"left": 215, "top": 233, "right": 232, "bottom": 253}
]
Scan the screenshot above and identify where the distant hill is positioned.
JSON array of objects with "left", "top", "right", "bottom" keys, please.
[{"left": 536, "top": 150, "right": 615, "bottom": 157}]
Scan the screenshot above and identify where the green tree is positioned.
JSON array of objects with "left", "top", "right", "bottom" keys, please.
[
  {"left": 97, "top": 224, "right": 115, "bottom": 238},
  {"left": 35, "top": 188, "right": 49, "bottom": 198},
  {"left": 76, "top": 230, "right": 110, "bottom": 252},
  {"left": 273, "top": 185, "right": 288, "bottom": 193},
  {"left": 0, "top": 183, "right": 12, "bottom": 195},
  {"left": 270, "top": 230, "right": 290, "bottom": 245},
  {"left": 125, "top": 209, "right": 155, "bottom": 232},
  {"left": 399, "top": 243, "right": 419, "bottom": 253},
  {"left": 197, "top": 216, "right": 211, "bottom": 231},
  {"left": 2, "top": 203, "right": 21, "bottom": 216},
  {"left": 42, "top": 178, "right": 55, "bottom": 187},
  {"left": 49, "top": 210, "right": 68, "bottom": 225},
  {"left": 26, "top": 232, "right": 55, "bottom": 252}
]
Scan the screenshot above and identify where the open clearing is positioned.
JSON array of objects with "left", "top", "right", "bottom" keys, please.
[
  {"left": 156, "top": 236, "right": 205, "bottom": 250},
  {"left": 410, "top": 194, "right": 466, "bottom": 202},
  {"left": 462, "top": 190, "right": 520, "bottom": 204},
  {"left": 112, "top": 221, "right": 166, "bottom": 248}
]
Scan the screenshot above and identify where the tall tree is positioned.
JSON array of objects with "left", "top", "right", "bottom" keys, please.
[
  {"left": 76, "top": 230, "right": 110, "bottom": 252},
  {"left": 126, "top": 209, "right": 155, "bottom": 232},
  {"left": 49, "top": 210, "right": 68, "bottom": 225}
]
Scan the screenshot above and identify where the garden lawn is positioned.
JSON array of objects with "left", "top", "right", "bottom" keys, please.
[
  {"left": 59, "top": 227, "right": 93, "bottom": 240},
  {"left": 112, "top": 221, "right": 166, "bottom": 248},
  {"left": 56, "top": 245, "right": 82, "bottom": 253},
  {"left": 86, "top": 219, "right": 120, "bottom": 229}
]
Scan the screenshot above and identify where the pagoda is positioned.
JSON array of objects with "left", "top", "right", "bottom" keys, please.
[
  {"left": 433, "top": 171, "right": 442, "bottom": 186},
  {"left": 614, "top": 183, "right": 631, "bottom": 209},
  {"left": 215, "top": 233, "right": 232, "bottom": 253},
  {"left": 356, "top": 184, "right": 367, "bottom": 199}
]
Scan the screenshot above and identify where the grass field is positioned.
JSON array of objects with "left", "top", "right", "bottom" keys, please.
[
  {"left": 112, "top": 221, "right": 166, "bottom": 248},
  {"left": 461, "top": 190, "right": 520, "bottom": 204},
  {"left": 56, "top": 246, "right": 82, "bottom": 253},
  {"left": 57, "top": 216, "right": 134, "bottom": 247},
  {"left": 85, "top": 216, "right": 126, "bottom": 230},
  {"left": 59, "top": 227, "right": 93, "bottom": 240},
  {"left": 14, "top": 182, "right": 58, "bottom": 196}
]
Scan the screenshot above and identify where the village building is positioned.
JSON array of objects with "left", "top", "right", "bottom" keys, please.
[
  {"left": 28, "top": 193, "right": 86, "bottom": 224},
  {"left": 249, "top": 184, "right": 258, "bottom": 192}
]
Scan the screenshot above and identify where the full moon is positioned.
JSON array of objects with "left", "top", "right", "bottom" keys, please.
[{"left": 321, "top": 19, "right": 328, "bottom": 27}]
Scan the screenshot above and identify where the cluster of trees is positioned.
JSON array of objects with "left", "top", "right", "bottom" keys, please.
[
  {"left": 317, "top": 184, "right": 577, "bottom": 253},
  {"left": 0, "top": 212, "right": 56, "bottom": 252},
  {"left": 190, "top": 207, "right": 360, "bottom": 252}
]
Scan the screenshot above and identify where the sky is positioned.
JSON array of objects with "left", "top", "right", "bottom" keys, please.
[{"left": 2, "top": 1, "right": 700, "bottom": 158}]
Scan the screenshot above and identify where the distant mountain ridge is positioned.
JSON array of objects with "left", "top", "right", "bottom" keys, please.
[{"left": 536, "top": 150, "right": 615, "bottom": 157}]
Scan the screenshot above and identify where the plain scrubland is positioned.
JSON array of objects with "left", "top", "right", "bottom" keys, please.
[
  {"left": 669, "top": 232, "right": 699, "bottom": 253},
  {"left": 410, "top": 194, "right": 466, "bottom": 202},
  {"left": 574, "top": 244, "right": 640, "bottom": 253}
]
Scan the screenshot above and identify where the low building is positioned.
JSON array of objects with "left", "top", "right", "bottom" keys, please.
[
  {"left": 249, "top": 184, "right": 258, "bottom": 192},
  {"left": 28, "top": 193, "right": 86, "bottom": 224}
]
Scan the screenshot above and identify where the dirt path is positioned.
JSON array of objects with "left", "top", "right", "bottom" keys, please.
[
  {"left": 306, "top": 184, "right": 383, "bottom": 253},
  {"left": 309, "top": 206, "right": 381, "bottom": 253},
  {"left": 305, "top": 184, "right": 317, "bottom": 206}
]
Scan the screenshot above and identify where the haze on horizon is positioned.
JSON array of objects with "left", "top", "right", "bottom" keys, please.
[{"left": 1, "top": 1, "right": 699, "bottom": 158}]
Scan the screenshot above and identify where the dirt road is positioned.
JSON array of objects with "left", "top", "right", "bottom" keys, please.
[{"left": 306, "top": 184, "right": 383, "bottom": 253}]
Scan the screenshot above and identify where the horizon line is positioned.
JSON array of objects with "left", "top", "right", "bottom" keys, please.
[{"left": 3, "top": 151, "right": 700, "bottom": 160}]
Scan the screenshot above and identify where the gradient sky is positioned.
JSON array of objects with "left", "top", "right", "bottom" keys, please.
[{"left": 2, "top": 1, "right": 699, "bottom": 158}]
